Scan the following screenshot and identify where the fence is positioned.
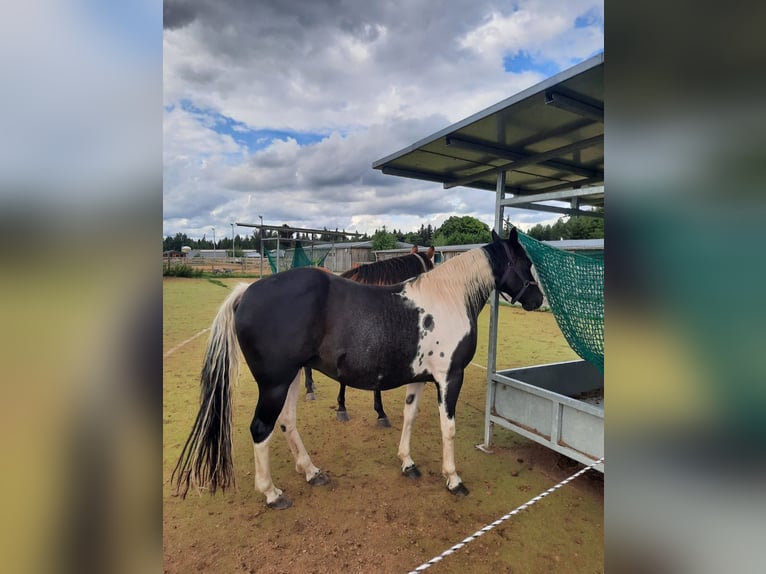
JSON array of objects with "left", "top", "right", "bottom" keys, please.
[{"left": 163, "top": 255, "right": 272, "bottom": 276}]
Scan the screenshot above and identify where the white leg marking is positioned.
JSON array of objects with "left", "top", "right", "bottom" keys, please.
[
  {"left": 398, "top": 383, "right": 424, "bottom": 471},
  {"left": 278, "top": 373, "right": 322, "bottom": 482},
  {"left": 438, "top": 399, "right": 462, "bottom": 490},
  {"left": 253, "top": 434, "right": 283, "bottom": 504}
]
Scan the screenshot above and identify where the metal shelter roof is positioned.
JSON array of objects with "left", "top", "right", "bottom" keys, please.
[
  {"left": 372, "top": 54, "right": 604, "bottom": 218},
  {"left": 235, "top": 223, "right": 362, "bottom": 239}
]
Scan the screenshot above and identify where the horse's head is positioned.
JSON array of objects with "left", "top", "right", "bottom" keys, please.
[
  {"left": 413, "top": 245, "right": 436, "bottom": 271},
  {"left": 489, "top": 228, "right": 544, "bottom": 311}
]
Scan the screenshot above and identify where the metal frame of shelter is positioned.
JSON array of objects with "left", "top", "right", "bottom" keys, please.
[
  {"left": 372, "top": 53, "right": 604, "bottom": 472},
  {"left": 236, "top": 222, "right": 362, "bottom": 275}
]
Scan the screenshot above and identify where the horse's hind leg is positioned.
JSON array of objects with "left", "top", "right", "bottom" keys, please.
[
  {"left": 336, "top": 384, "right": 350, "bottom": 422},
  {"left": 279, "top": 373, "right": 330, "bottom": 487},
  {"left": 374, "top": 390, "right": 391, "bottom": 427},
  {"left": 398, "top": 383, "right": 425, "bottom": 478},
  {"left": 250, "top": 382, "right": 293, "bottom": 509},
  {"left": 252, "top": 435, "right": 288, "bottom": 509},
  {"left": 304, "top": 366, "right": 316, "bottom": 401}
]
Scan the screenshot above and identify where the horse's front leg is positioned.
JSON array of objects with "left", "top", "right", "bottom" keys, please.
[
  {"left": 437, "top": 402, "right": 467, "bottom": 495},
  {"left": 438, "top": 370, "right": 468, "bottom": 495},
  {"left": 398, "top": 382, "right": 424, "bottom": 478}
]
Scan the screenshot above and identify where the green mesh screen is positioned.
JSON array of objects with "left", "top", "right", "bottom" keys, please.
[
  {"left": 265, "top": 243, "right": 329, "bottom": 273},
  {"left": 291, "top": 243, "right": 313, "bottom": 268},
  {"left": 264, "top": 250, "right": 278, "bottom": 274},
  {"left": 518, "top": 232, "right": 604, "bottom": 373}
]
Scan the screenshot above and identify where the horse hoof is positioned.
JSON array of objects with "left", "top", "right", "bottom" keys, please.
[
  {"left": 376, "top": 417, "right": 391, "bottom": 428},
  {"left": 336, "top": 411, "right": 350, "bottom": 422},
  {"left": 308, "top": 471, "right": 331, "bottom": 486},
  {"left": 448, "top": 483, "right": 470, "bottom": 497},
  {"left": 267, "top": 494, "right": 293, "bottom": 510},
  {"left": 305, "top": 393, "right": 316, "bottom": 401},
  {"left": 402, "top": 465, "right": 421, "bottom": 479}
]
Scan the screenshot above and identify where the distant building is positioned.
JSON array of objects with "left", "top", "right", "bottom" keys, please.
[
  {"left": 185, "top": 249, "right": 227, "bottom": 259},
  {"left": 294, "top": 240, "right": 417, "bottom": 272}
]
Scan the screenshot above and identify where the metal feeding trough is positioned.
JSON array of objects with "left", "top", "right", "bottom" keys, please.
[{"left": 483, "top": 359, "right": 604, "bottom": 472}]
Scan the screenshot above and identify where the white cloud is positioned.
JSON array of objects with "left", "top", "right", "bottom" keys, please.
[{"left": 163, "top": 0, "right": 603, "bottom": 238}]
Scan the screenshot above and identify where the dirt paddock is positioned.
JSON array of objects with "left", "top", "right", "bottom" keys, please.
[{"left": 163, "top": 277, "right": 603, "bottom": 573}]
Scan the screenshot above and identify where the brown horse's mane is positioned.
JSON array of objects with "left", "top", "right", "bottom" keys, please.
[{"left": 340, "top": 246, "right": 435, "bottom": 285}]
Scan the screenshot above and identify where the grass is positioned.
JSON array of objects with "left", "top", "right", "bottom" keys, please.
[{"left": 162, "top": 263, "right": 204, "bottom": 278}]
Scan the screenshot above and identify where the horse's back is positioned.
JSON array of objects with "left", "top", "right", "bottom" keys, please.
[
  {"left": 238, "top": 267, "right": 330, "bottom": 307},
  {"left": 234, "top": 268, "right": 331, "bottom": 365}
]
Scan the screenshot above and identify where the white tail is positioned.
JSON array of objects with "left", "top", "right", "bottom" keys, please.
[{"left": 172, "top": 283, "right": 250, "bottom": 497}]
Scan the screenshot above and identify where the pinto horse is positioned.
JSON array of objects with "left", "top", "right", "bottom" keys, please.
[
  {"left": 304, "top": 245, "right": 435, "bottom": 426},
  {"left": 172, "top": 228, "right": 543, "bottom": 509}
]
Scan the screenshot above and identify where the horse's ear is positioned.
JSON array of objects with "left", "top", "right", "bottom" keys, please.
[
  {"left": 508, "top": 227, "right": 518, "bottom": 242},
  {"left": 425, "top": 246, "right": 435, "bottom": 259},
  {"left": 410, "top": 245, "right": 418, "bottom": 254},
  {"left": 491, "top": 229, "right": 500, "bottom": 242}
]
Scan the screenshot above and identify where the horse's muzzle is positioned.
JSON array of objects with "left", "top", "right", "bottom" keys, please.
[
  {"left": 521, "top": 297, "right": 543, "bottom": 311},
  {"left": 516, "top": 281, "right": 543, "bottom": 310}
]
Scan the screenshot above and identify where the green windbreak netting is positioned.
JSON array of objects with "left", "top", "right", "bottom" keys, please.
[
  {"left": 292, "top": 243, "right": 313, "bottom": 268},
  {"left": 264, "top": 250, "right": 278, "bottom": 274},
  {"left": 518, "top": 232, "right": 604, "bottom": 373},
  {"left": 265, "top": 242, "right": 329, "bottom": 274},
  {"left": 292, "top": 242, "right": 329, "bottom": 268}
]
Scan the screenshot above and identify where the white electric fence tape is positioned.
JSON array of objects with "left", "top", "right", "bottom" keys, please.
[{"left": 407, "top": 457, "right": 604, "bottom": 573}]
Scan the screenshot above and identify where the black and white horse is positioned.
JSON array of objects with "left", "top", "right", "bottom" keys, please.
[
  {"left": 172, "top": 228, "right": 543, "bottom": 509},
  {"left": 304, "top": 245, "right": 435, "bottom": 426}
]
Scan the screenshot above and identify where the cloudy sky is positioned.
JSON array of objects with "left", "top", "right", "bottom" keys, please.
[{"left": 163, "top": 0, "right": 603, "bottom": 241}]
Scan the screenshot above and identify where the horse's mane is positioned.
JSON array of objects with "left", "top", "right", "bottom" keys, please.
[
  {"left": 406, "top": 248, "right": 495, "bottom": 319},
  {"left": 341, "top": 252, "right": 433, "bottom": 285}
]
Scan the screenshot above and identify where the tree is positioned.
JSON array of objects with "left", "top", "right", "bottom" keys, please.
[
  {"left": 525, "top": 208, "right": 604, "bottom": 241},
  {"left": 371, "top": 226, "right": 397, "bottom": 250},
  {"left": 433, "top": 216, "right": 491, "bottom": 246},
  {"left": 163, "top": 232, "right": 191, "bottom": 252},
  {"left": 403, "top": 231, "right": 421, "bottom": 245}
]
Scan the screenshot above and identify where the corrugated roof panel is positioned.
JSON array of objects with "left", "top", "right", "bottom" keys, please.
[{"left": 373, "top": 54, "right": 604, "bottom": 216}]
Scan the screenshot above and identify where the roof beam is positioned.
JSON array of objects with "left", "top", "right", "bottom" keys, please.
[
  {"left": 500, "top": 187, "right": 604, "bottom": 207},
  {"left": 444, "top": 134, "right": 603, "bottom": 189},
  {"left": 445, "top": 135, "right": 598, "bottom": 180},
  {"left": 528, "top": 176, "right": 604, "bottom": 194},
  {"left": 507, "top": 202, "right": 604, "bottom": 218},
  {"left": 544, "top": 91, "right": 604, "bottom": 122},
  {"left": 236, "top": 223, "right": 362, "bottom": 237},
  {"left": 380, "top": 166, "right": 449, "bottom": 184}
]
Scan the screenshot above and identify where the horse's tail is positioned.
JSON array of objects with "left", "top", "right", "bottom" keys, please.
[{"left": 172, "top": 282, "right": 250, "bottom": 498}]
